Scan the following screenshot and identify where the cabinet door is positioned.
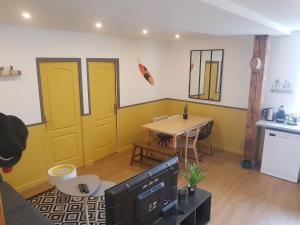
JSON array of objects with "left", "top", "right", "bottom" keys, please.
[{"left": 261, "top": 129, "right": 300, "bottom": 182}]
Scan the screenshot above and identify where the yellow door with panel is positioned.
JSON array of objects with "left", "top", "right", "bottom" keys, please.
[
  {"left": 88, "top": 61, "right": 117, "bottom": 160},
  {"left": 39, "top": 61, "right": 84, "bottom": 168}
]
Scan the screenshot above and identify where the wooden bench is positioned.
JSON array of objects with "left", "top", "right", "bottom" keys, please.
[{"left": 130, "top": 140, "right": 177, "bottom": 165}]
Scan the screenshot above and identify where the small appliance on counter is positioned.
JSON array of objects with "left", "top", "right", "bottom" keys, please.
[
  {"left": 287, "top": 113, "right": 299, "bottom": 125},
  {"left": 261, "top": 107, "right": 274, "bottom": 121},
  {"left": 276, "top": 105, "right": 286, "bottom": 123}
]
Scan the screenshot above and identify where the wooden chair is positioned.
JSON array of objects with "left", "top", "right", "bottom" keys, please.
[
  {"left": 197, "top": 121, "right": 214, "bottom": 156},
  {"left": 177, "top": 128, "right": 201, "bottom": 165}
]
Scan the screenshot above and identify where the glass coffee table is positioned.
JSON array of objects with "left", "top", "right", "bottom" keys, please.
[{"left": 56, "top": 175, "right": 100, "bottom": 225}]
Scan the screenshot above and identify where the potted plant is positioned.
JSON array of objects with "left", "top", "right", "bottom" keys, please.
[
  {"left": 183, "top": 103, "right": 189, "bottom": 119},
  {"left": 180, "top": 163, "right": 205, "bottom": 195}
]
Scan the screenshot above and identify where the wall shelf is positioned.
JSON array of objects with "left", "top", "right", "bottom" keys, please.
[{"left": 0, "top": 70, "right": 22, "bottom": 76}]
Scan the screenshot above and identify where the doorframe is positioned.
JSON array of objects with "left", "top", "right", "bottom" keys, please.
[
  {"left": 36, "top": 58, "right": 84, "bottom": 123},
  {"left": 86, "top": 58, "right": 120, "bottom": 152},
  {"left": 36, "top": 58, "right": 85, "bottom": 167}
]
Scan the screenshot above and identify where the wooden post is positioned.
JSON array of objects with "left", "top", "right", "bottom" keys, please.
[
  {"left": 244, "top": 35, "right": 270, "bottom": 164},
  {"left": 0, "top": 193, "right": 6, "bottom": 225}
]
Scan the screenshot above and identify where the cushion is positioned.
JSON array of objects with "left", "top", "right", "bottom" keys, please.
[
  {"left": 0, "top": 182, "right": 27, "bottom": 213},
  {"left": 5, "top": 204, "right": 53, "bottom": 225}
]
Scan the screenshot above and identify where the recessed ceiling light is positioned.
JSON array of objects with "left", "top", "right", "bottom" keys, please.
[
  {"left": 142, "top": 29, "right": 148, "bottom": 35},
  {"left": 95, "top": 22, "right": 102, "bottom": 28},
  {"left": 22, "top": 12, "right": 31, "bottom": 19},
  {"left": 175, "top": 34, "right": 180, "bottom": 39}
]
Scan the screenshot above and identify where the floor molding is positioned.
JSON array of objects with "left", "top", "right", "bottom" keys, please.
[{"left": 15, "top": 176, "right": 48, "bottom": 192}]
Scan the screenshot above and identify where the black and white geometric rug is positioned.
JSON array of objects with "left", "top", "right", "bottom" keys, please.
[{"left": 27, "top": 188, "right": 106, "bottom": 225}]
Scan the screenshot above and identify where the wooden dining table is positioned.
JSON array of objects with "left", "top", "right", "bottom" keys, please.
[{"left": 142, "top": 114, "right": 213, "bottom": 149}]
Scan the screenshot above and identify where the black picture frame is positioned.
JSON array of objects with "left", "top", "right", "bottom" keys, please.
[{"left": 188, "top": 49, "right": 224, "bottom": 102}]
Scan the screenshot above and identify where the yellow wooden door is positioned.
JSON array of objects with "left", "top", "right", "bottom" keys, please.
[
  {"left": 201, "top": 62, "right": 220, "bottom": 101},
  {"left": 199, "top": 62, "right": 210, "bottom": 100},
  {"left": 39, "top": 62, "right": 84, "bottom": 167},
  {"left": 88, "top": 61, "right": 117, "bottom": 160},
  {"left": 208, "top": 62, "right": 220, "bottom": 101}
]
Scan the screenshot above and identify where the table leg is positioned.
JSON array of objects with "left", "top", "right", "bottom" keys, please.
[
  {"left": 147, "top": 129, "right": 153, "bottom": 144},
  {"left": 54, "top": 186, "right": 59, "bottom": 204},
  {"left": 61, "top": 193, "right": 67, "bottom": 214},
  {"left": 185, "top": 131, "right": 188, "bottom": 166},
  {"left": 130, "top": 146, "right": 137, "bottom": 165},
  {"left": 95, "top": 196, "right": 100, "bottom": 224},
  {"left": 172, "top": 135, "right": 177, "bottom": 149},
  {"left": 84, "top": 196, "right": 89, "bottom": 225}
]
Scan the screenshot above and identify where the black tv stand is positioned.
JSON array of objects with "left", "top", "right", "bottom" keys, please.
[{"left": 157, "top": 188, "right": 211, "bottom": 225}]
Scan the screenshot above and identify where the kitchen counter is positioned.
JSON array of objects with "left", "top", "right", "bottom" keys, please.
[{"left": 256, "top": 120, "right": 300, "bottom": 134}]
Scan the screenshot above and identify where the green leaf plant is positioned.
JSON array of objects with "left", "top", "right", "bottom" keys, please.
[
  {"left": 180, "top": 162, "right": 205, "bottom": 187},
  {"left": 183, "top": 103, "right": 188, "bottom": 115}
]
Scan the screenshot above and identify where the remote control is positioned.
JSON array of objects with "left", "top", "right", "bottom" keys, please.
[
  {"left": 78, "top": 183, "right": 89, "bottom": 193},
  {"left": 78, "top": 184, "right": 85, "bottom": 193}
]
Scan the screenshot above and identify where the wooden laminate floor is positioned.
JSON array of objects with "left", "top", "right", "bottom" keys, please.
[{"left": 22, "top": 150, "right": 300, "bottom": 225}]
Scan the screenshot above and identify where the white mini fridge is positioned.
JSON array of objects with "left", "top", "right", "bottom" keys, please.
[{"left": 261, "top": 129, "right": 300, "bottom": 183}]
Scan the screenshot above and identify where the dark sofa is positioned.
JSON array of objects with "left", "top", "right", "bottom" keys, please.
[{"left": 0, "top": 175, "right": 53, "bottom": 225}]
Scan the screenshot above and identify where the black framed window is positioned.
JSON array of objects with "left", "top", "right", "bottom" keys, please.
[{"left": 189, "top": 49, "right": 224, "bottom": 102}]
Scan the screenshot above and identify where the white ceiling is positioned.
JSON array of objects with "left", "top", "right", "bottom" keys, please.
[{"left": 0, "top": 0, "right": 299, "bottom": 39}]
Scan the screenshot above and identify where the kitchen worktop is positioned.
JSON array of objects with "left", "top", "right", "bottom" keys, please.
[{"left": 256, "top": 120, "right": 300, "bottom": 134}]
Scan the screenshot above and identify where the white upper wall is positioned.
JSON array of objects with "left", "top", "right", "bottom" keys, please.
[
  {"left": 164, "top": 36, "right": 253, "bottom": 109},
  {"left": 0, "top": 25, "right": 257, "bottom": 127},
  {"left": 0, "top": 25, "right": 168, "bottom": 124},
  {"left": 2, "top": 24, "right": 300, "bottom": 126},
  {"left": 262, "top": 32, "right": 300, "bottom": 113}
]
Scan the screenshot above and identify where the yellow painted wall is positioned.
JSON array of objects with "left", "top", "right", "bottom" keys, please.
[
  {"left": 3, "top": 101, "right": 167, "bottom": 192},
  {"left": 2, "top": 125, "right": 48, "bottom": 192},
  {"left": 117, "top": 100, "right": 167, "bottom": 152},
  {"left": 81, "top": 100, "right": 167, "bottom": 165},
  {"left": 3, "top": 99, "right": 247, "bottom": 192},
  {"left": 166, "top": 99, "right": 247, "bottom": 155}
]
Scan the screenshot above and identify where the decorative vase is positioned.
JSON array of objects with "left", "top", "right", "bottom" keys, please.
[
  {"left": 183, "top": 114, "right": 188, "bottom": 120},
  {"left": 188, "top": 186, "right": 196, "bottom": 195}
]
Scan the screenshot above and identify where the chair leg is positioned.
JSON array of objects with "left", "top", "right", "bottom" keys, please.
[
  {"left": 163, "top": 138, "right": 168, "bottom": 146},
  {"left": 140, "top": 148, "right": 144, "bottom": 161},
  {"left": 158, "top": 138, "right": 162, "bottom": 145},
  {"left": 192, "top": 147, "right": 200, "bottom": 166},
  {"left": 208, "top": 137, "right": 213, "bottom": 156},
  {"left": 130, "top": 146, "right": 137, "bottom": 165},
  {"left": 197, "top": 147, "right": 203, "bottom": 161},
  {"left": 179, "top": 147, "right": 183, "bottom": 159}
]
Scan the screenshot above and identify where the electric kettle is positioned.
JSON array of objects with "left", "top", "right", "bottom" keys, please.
[{"left": 261, "top": 107, "right": 274, "bottom": 121}]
